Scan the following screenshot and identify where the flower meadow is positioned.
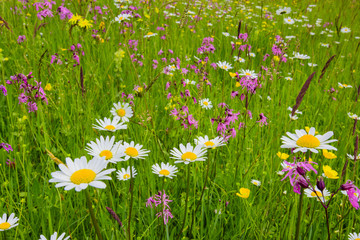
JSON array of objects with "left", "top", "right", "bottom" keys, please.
[{"left": 0, "top": 0, "right": 360, "bottom": 239}]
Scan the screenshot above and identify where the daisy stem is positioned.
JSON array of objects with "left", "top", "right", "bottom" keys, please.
[
  {"left": 294, "top": 187, "right": 304, "bottom": 240},
  {"left": 177, "top": 165, "right": 191, "bottom": 240},
  {"left": 85, "top": 189, "right": 103, "bottom": 240},
  {"left": 190, "top": 149, "right": 213, "bottom": 235},
  {"left": 127, "top": 160, "right": 135, "bottom": 240},
  {"left": 3, "top": 231, "right": 7, "bottom": 240}
]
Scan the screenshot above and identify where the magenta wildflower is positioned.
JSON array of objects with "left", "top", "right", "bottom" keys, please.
[
  {"left": 281, "top": 160, "right": 317, "bottom": 186},
  {"left": 146, "top": 190, "right": 173, "bottom": 225},
  {"left": 0, "top": 85, "right": 7, "bottom": 96},
  {"left": 341, "top": 181, "right": 360, "bottom": 209},
  {"left": 256, "top": 113, "right": 268, "bottom": 126},
  {"left": 0, "top": 143, "right": 13, "bottom": 152},
  {"left": 17, "top": 35, "right": 26, "bottom": 44}
]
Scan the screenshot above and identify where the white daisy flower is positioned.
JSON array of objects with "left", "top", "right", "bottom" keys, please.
[
  {"left": 199, "top": 98, "right": 213, "bottom": 109},
  {"left": 308, "top": 63, "right": 318, "bottom": 67},
  {"left": 184, "top": 79, "right": 196, "bottom": 85},
  {"left": 284, "top": 17, "right": 295, "bottom": 24},
  {"left": 340, "top": 27, "right": 351, "bottom": 33},
  {"left": 110, "top": 102, "right": 133, "bottom": 122},
  {"left": 346, "top": 154, "right": 360, "bottom": 160},
  {"left": 281, "top": 127, "right": 338, "bottom": 153},
  {"left": 287, "top": 107, "right": 302, "bottom": 115},
  {"left": 114, "top": 13, "right": 132, "bottom": 23},
  {"left": 151, "top": 162, "right": 178, "bottom": 178},
  {"left": 222, "top": 32, "right": 230, "bottom": 37},
  {"left": 304, "top": 187, "right": 330, "bottom": 203},
  {"left": 0, "top": 213, "right": 19, "bottom": 231},
  {"left": 93, "top": 117, "right": 127, "bottom": 132},
  {"left": 118, "top": 141, "right": 150, "bottom": 161},
  {"left": 349, "top": 232, "right": 360, "bottom": 240},
  {"left": 49, "top": 156, "right": 115, "bottom": 192},
  {"left": 348, "top": 112, "right": 359, "bottom": 120},
  {"left": 39, "top": 232, "right": 70, "bottom": 240},
  {"left": 338, "top": 82, "right": 352, "bottom": 88},
  {"left": 195, "top": 135, "right": 225, "bottom": 148},
  {"left": 285, "top": 77, "right": 293, "bottom": 81},
  {"left": 289, "top": 114, "right": 298, "bottom": 120},
  {"left": 251, "top": 179, "right": 261, "bottom": 187},
  {"left": 249, "top": 52, "right": 256, "bottom": 57},
  {"left": 276, "top": 6, "right": 291, "bottom": 15},
  {"left": 234, "top": 56, "right": 245, "bottom": 62},
  {"left": 144, "top": 32, "right": 157, "bottom": 38},
  {"left": 85, "top": 136, "right": 124, "bottom": 163},
  {"left": 170, "top": 143, "right": 207, "bottom": 164},
  {"left": 216, "top": 61, "right": 233, "bottom": 71},
  {"left": 293, "top": 52, "right": 310, "bottom": 60},
  {"left": 239, "top": 69, "right": 257, "bottom": 79},
  {"left": 117, "top": 166, "right": 137, "bottom": 181}
]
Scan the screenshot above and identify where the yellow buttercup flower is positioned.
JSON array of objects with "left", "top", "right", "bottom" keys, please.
[
  {"left": 277, "top": 152, "right": 289, "bottom": 160},
  {"left": 236, "top": 188, "right": 250, "bottom": 198},
  {"left": 323, "top": 149, "right": 337, "bottom": 159},
  {"left": 323, "top": 165, "right": 339, "bottom": 179},
  {"left": 44, "top": 83, "right": 52, "bottom": 91}
]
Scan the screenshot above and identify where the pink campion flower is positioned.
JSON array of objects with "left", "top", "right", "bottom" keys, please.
[
  {"left": 238, "top": 122, "right": 245, "bottom": 129},
  {"left": 0, "top": 85, "right": 7, "bottom": 96},
  {"left": 247, "top": 110, "right": 252, "bottom": 119},
  {"left": 146, "top": 190, "right": 173, "bottom": 225},
  {"left": 0, "top": 143, "right": 13, "bottom": 152},
  {"left": 18, "top": 93, "right": 28, "bottom": 104},
  {"left": 281, "top": 160, "right": 317, "bottom": 186},
  {"left": 37, "top": 9, "right": 53, "bottom": 20},
  {"left": 181, "top": 68, "right": 189, "bottom": 75},
  {"left": 27, "top": 101, "right": 38, "bottom": 112},
  {"left": 17, "top": 35, "right": 26, "bottom": 44},
  {"left": 57, "top": 6, "right": 73, "bottom": 20},
  {"left": 256, "top": 113, "right": 268, "bottom": 126},
  {"left": 210, "top": 63, "right": 217, "bottom": 69},
  {"left": 158, "top": 49, "right": 164, "bottom": 55},
  {"left": 165, "top": 82, "right": 171, "bottom": 90},
  {"left": 167, "top": 93, "right": 172, "bottom": 99},
  {"left": 168, "top": 49, "right": 173, "bottom": 54},
  {"left": 187, "top": 115, "right": 198, "bottom": 129},
  {"left": 341, "top": 181, "right": 360, "bottom": 209},
  {"left": 231, "top": 91, "right": 238, "bottom": 99},
  {"left": 263, "top": 53, "right": 270, "bottom": 61},
  {"left": 218, "top": 102, "right": 227, "bottom": 108}
]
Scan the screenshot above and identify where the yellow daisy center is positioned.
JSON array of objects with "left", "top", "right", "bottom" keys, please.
[
  {"left": 287, "top": 19, "right": 291, "bottom": 22},
  {"left": 147, "top": 32, "right": 154, "bottom": 35},
  {"left": 223, "top": 66, "right": 228, "bottom": 69},
  {"left": 296, "top": 135, "right": 320, "bottom": 148},
  {"left": 204, "top": 141, "right": 215, "bottom": 147},
  {"left": 311, "top": 191, "right": 323, "bottom": 197},
  {"left": 116, "top": 109, "right": 126, "bottom": 117},
  {"left": 245, "top": 72, "right": 251, "bottom": 76},
  {"left": 203, "top": 101, "right": 209, "bottom": 106},
  {"left": 123, "top": 174, "right": 130, "bottom": 179},
  {"left": 125, "top": 147, "right": 139, "bottom": 157},
  {"left": 159, "top": 169, "right": 170, "bottom": 176},
  {"left": 70, "top": 169, "right": 96, "bottom": 185},
  {"left": 0, "top": 222, "right": 11, "bottom": 230},
  {"left": 100, "top": 150, "right": 113, "bottom": 160},
  {"left": 105, "top": 125, "right": 115, "bottom": 130},
  {"left": 181, "top": 152, "right": 197, "bottom": 161},
  {"left": 253, "top": 182, "right": 258, "bottom": 185},
  {"left": 119, "top": 17, "right": 124, "bottom": 20}
]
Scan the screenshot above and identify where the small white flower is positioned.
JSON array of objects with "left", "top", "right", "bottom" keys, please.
[
  {"left": 93, "top": 117, "right": 127, "bottom": 132},
  {"left": 152, "top": 162, "right": 178, "bottom": 178},
  {"left": 0, "top": 213, "right": 19, "bottom": 231},
  {"left": 117, "top": 166, "right": 137, "bottom": 181},
  {"left": 251, "top": 179, "right": 261, "bottom": 187},
  {"left": 284, "top": 17, "right": 295, "bottom": 24},
  {"left": 217, "top": 61, "right": 233, "bottom": 71},
  {"left": 39, "top": 232, "right": 70, "bottom": 240},
  {"left": 340, "top": 27, "right": 351, "bottom": 33},
  {"left": 199, "top": 98, "right": 213, "bottom": 109}
]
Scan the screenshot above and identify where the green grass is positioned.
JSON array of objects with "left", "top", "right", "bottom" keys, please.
[{"left": 1, "top": 0, "right": 360, "bottom": 239}]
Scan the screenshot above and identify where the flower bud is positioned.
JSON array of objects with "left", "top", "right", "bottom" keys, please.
[
  {"left": 296, "top": 166, "right": 306, "bottom": 176},
  {"left": 316, "top": 177, "right": 325, "bottom": 191},
  {"left": 298, "top": 177, "right": 309, "bottom": 189}
]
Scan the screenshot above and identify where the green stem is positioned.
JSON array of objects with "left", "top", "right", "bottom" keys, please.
[
  {"left": 325, "top": 207, "right": 331, "bottom": 240},
  {"left": 295, "top": 188, "right": 304, "bottom": 240},
  {"left": 127, "top": 159, "right": 135, "bottom": 240},
  {"left": 190, "top": 149, "right": 212, "bottom": 234},
  {"left": 177, "top": 165, "right": 191, "bottom": 240},
  {"left": 85, "top": 189, "right": 103, "bottom": 240}
]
